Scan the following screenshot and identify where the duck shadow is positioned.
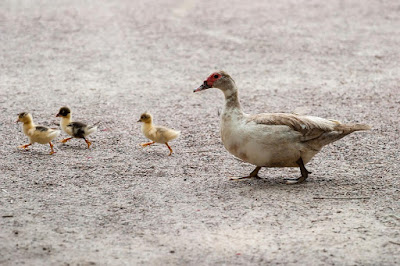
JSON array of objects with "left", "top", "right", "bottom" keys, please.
[{"left": 222, "top": 175, "right": 322, "bottom": 191}]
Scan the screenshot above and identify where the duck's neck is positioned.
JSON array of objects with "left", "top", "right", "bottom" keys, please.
[
  {"left": 222, "top": 84, "right": 243, "bottom": 115},
  {"left": 22, "top": 121, "right": 34, "bottom": 135},
  {"left": 60, "top": 116, "right": 72, "bottom": 128},
  {"left": 23, "top": 121, "right": 34, "bottom": 129},
  {"left": 142, "top": 122, "right": 154, "bottom": 132}
]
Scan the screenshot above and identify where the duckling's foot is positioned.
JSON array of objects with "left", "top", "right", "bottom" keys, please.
[
  {"left": 49, "top": 142, "right": 56, "bottom": 155},
  {"left": 140, "top": 141, "right": 155, "bottom": 147},
  {"left": 60, "top": 137, "right": 72, "bottom": 144},
  {"left": 84, "top": 138, "right": 92, "bottom": 149},
  {"left": 284, "top": 158, "right": 311, "bottom": 184},
  {"left": 18, "top": 143, "right": 32, "bottom": 149},
  {"left": 165, "top": 143, "right": 173, "bottom": 156},
  {"left": 229, "top": 166, "right": 261, "bottom": 181}
]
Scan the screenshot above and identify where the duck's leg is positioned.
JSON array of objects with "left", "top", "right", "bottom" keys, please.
[
  {"left": 230, "top": 166, "right": 262, "bottom": 181},
  {"left": 60, "top": 137, "right": 72, "bottom": 143},
  {"left": 18, "top": 143, "right": 32, "bottom": 149},
  {"left": 285, "top": 158, "right": 311, "bottom": 184},
  {"left": 84, "top": 138, "right": 92, "bottom": 149},
  {"left": 165, "top": 142, "right": 173, "bottom": 156},
  {"left": 140, "top": 141, "right": 155, "bottom": 147},
  {"left": 49, "top": 142, "right": 56, "bottom": 155}
]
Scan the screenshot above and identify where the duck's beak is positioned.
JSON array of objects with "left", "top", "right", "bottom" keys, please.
[
  {"left": 56, "top": 113, "right": 60, "bottom": 117},
  {"left": 137, "top": 119, "right": 142, "bottom": 122},
  {"left": 15, "top": 119, "right": 19, "bottom": 123},
  {"left": 193, "top": 81, "right": 211, "bottom": 93}
]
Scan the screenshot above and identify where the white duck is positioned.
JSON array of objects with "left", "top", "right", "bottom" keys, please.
[
  {"left": 16, "top": 112, "right": 60, "bottom": 155},
  {"left": 194, "top": 71, "right": 371, "bottom": 184},
  {"left": 56, "top": 107, "right": 97, "bottom": 149}
]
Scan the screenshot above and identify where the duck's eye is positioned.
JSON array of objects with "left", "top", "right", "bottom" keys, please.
[{"left": 214, "top": 75, "right": 219, "bottom": 79}]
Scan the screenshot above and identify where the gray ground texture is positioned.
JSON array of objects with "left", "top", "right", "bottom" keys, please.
[{"left": 1, "top": 0, "right": 399, "bottom": 265}]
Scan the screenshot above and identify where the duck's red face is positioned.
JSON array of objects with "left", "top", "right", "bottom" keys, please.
[{"left": 194, "top": 72, "right": 222, "bottom": 92}]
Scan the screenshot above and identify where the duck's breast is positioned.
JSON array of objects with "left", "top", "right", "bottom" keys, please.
[{"left": 221, "top": 115, "right": 308, "bottom": 167}]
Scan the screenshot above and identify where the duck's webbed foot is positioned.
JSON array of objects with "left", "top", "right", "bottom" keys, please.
[
  {"left": 165, "top": 142, "right": 173, "bottom": 156},
  {"left": 230, "top": 166, "right": 262, "bottom": 181},
  {"left": 60, "top": 137, "right": 72, "bottom": 144},
  {"left": 49, "top": 142, "right": 56, "bottom": 155},
  {"left": 84, "top": 138, "right": 92, "bottom": 149},
  {"left": 18, "top": 143, "right": 32, "bottom": 149},
  {"left": 140, "top": 141, "right": 155, "bottom": 147},
  {"left": 285, "top": 158, "right": 311, "bottom": 184}
]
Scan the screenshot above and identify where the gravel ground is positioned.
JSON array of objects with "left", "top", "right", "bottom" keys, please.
[{"left": 1, "top": 0, "right": 399, "bottom": 265}]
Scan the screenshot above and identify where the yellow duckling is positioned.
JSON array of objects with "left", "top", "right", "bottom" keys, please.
[
  {"left": 56, "top": 107, "right": 98, "bottom": 149},
  {"left": 138, "top": 112, "right": 180, "bottom": 156},
  {"left": 16, "top": 112, "right": 60, "bottom": 155}
]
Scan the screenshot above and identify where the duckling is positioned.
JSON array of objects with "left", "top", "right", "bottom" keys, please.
[
  {"left": 56, "top": 107, "right": 97, "bottom": 148},
  {"left": 16, "top": 112, "right": 60, "bottom": 155},
  {"left": 138, "top": 112, "right": 180, "bottom": 156}
]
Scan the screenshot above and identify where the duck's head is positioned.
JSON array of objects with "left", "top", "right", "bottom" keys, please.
[
  {"left": 56, "top": 106, "right": 71, "bottom": 118},
  {"left": 16, "top": 112, "right": 32, "bottom": 123},
  {"left": 137, "top": 112, "right": 152, "bottom": 123},
  {"left": 194, "top": 71, "right": 235, "bottom": 93}
]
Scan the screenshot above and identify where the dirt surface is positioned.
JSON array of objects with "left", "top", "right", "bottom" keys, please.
[{"left": 1, "top": 0, "right": 399, "bottom": 265}]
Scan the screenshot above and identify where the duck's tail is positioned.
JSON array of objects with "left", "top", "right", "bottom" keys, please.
[
  {"left": 86, "top": 126, "right": 98, "bottom": 136},
  {"left": 49, "top": 130, "right": 61, "bottom": 140},
  {"left": 168, "top": 130, "right": 181, "bottom": 141},
  {"left": 306, "top": 123, "right": 371, "bottom": 149},
  {"left": 335, "top": 123, "right": 371, "bottom": 133}
]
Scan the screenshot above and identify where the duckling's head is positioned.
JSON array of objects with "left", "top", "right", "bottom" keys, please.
[
  {"left": 56, "top": 106, "right": 71, "bottom": 118},
  {"left": 16, "top": 112, "right": 33, "bottom": 123},
  {"left": 137, "top": 112, "right": 152, "bottom": 123},
  {"left": 194, "top": 71, "right": 235, "bottom": 93}
]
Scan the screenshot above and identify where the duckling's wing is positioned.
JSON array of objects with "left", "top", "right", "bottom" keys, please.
[
  {"left": 29, "top": 126, "right": 60, "bottom": 142},
  {"left": 67, "top": 122, "right": 87, "bottom": 138},
  {"left": 35, "top": 126, "right": 50, "bottom": 132},
  {"left": 155, "top": 126, "right": 180, "bottom": 142}
]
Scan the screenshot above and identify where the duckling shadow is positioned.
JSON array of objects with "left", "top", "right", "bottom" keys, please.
[
  {"left": 57, "top": 143, "right": 90, "bottom": 151},
  {"left": 16, "top": 149, "right": 54, "bottom": 157},
  {"left": 138, "top": 149, "right": 171, "bottom": 158}
]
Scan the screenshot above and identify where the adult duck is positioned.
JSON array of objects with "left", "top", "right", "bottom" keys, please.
[{"left": 194, "top": 71, "right": 370, "bottom": 184}]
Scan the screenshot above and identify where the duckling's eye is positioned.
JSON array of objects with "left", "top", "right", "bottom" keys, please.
[{"left": 214, "top": 75, "right": 219, "bottom": 79}]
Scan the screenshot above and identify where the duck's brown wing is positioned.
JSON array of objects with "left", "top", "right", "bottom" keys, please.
[
  {"left": 247, "top": 113, "right": 370, "bottom": 147},
  {"left": 247, "top": 113, "right": 337, "bottom": 140}
]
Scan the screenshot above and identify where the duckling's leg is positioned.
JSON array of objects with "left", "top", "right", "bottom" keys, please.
[
  {"left": 60, "top": 137, "right": 72, "bottom": 143},
  {"left": 18, "top": 143, "right": 32, "bottom": 149},
  {"left": 285, "top": 158, "right": 311, "bottom": 184},
  {"left": 140, "top": 141, "right": 155, "bottom": 147},
  {"left": 165, "top": 142, "right": 173, "bottom": 156},
  {"left": 49, "top": 142, "right": 56, "bottom": 155},
  {"left": 229, "top": 166, "right": 262, "bottom": 180},
  {"left": 84, "top": 138, "right": 92, "bottom": 149}
]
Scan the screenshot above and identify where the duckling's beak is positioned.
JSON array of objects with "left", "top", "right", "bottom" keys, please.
[
  {"left": 56, "top": 113, "right": 60, "bottom": 117},
  {"left": 193, "top": 81, "right": 211, "bottom": 92},
  {"left": 15, "top": 119, "right": 19, "bottom": 123},
  {"left": 137, "top": 119, "right": 142, "bottom": 122}
]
